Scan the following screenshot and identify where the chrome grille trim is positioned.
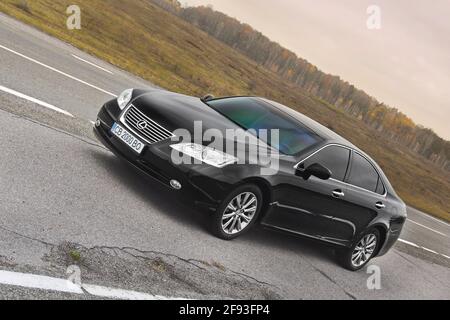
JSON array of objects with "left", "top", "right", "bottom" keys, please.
[{"left": 120, "top": 104, "right": 174, "bottom": 144}]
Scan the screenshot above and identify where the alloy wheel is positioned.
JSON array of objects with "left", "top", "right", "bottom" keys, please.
[
  {"left": 221, "top": 192, "right": 258, "bottom": 235},
  {"left": 351, "top": 233, "right": 377, "bottom": 268}
]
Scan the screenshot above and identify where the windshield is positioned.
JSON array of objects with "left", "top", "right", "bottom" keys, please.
[{"left": 207, "top": 97, "right": 323, "bottom": 155}]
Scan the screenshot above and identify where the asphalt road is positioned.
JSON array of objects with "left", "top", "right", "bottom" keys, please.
[{"left": 0, "top": 13, "right": 449, "bottom": 299}]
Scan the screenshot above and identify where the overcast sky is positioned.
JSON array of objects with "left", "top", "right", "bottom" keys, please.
[{"left": 183, "top": 0, "right": 450, "bottom": 139}]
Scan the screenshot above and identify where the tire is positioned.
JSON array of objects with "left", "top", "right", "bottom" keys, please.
[
  {"left": 210, "top": 184, "right": 263, "bottom": 240},
  {"left": 338, "top": 229, "right": 380, "bottom": 271}
]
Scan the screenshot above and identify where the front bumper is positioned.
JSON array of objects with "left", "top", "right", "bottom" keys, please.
[{"left": 93, "top": 101, "right": 233, "bottom": 211}]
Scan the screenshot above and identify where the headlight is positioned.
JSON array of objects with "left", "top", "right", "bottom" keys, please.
[
  {"left": 117, "top": 89, "right": 133, "bottom": 110},
  {"left": 170, "top": 143, "right": 237, "bottom": 168}
]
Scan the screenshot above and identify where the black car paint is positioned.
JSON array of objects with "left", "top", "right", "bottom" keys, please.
[{"left": 94, "top": 89, "right": 406, "bottom": 257}]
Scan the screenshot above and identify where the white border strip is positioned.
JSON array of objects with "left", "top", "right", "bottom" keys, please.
[
  {"left": 407, "top": 219, "right": 448, "bottom": 238},
  {"left": 0, "top": 44, "right": 116, "bottom": 97},
  {"left": 0, "top": 269, "right": 182, "bottom": 300},
  {"left": 0, "top": 270, "right": 83, "bottom": 294},
  {"left": 398, "top": 238, "right": 449, "bottom": 260},
  {"left": 0, "top": 85, "right": 74, "bottom": 117},
  {"left": 72, "top": 54, "right": 114, "bottom": 75},
  {"left": 398, "top": 238, "right": 419, "bottom": 248},
  {"left": 408, "top": 207, "right": 450, "bottom": 227},
  {"left": 82, "top": 284, "right": 179, "bottom": 300}
]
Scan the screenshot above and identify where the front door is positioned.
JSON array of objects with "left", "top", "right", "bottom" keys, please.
[{"left": 263, "top": 145, "right": 355, "bottom": 245}]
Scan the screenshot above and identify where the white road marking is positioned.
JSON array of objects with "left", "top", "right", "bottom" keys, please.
[
  {"left": 398, "top": 238, "right": 449, "bottom": 260},
  {"left": 0, "top": 269, "right": 181, "bottom": 300},
  {"left": 421, "top": 247, "right": 439, "bottom": 255},
  {"left": 408, "top": 207, "right": 450, "bottom": 227},
  {"left": 0, "top": 85, "right": 74, "bottom": 117},
  {"left": 72, "top": 54, "right": 114, "bottom": 75},
  {"left": 407, "top": 219, "right": 448, "bottom": 238},
  {"left": 398, "top": 239, "right": 419, "bottom": 248},
  {"left": 82, "top": 284, "right": 175, "bottom": 300},
  {"left": 0, "top": 44, "right": 116, "bottom": 97},
  {"left": 0, "top": 270, "right": 83, "bottom": 294}
]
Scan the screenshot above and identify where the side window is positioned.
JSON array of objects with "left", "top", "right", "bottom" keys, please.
[
  {"left": 347, "top": 153, "right": 379, "bottom": 192},
  {"left": 376, "top": 177, "right": 385, "bottom": 195},
  {"left": 301, "top": 146, "right": 350, "bottom": 181}
]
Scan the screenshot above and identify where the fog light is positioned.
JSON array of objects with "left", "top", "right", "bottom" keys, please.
[
  {"left": 170, "top": 179, "right": 182, "bottom": 190},
  {"left": 95, "top": 119, "right": 101, "bottom": 127}
]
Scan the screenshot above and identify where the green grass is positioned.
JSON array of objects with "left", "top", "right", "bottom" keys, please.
[
  {"left": 1, "top": 0, "right": 449, "bottom": 221},
  {"left": 69, "top": 249, "right": 81, "bottom": 262}
]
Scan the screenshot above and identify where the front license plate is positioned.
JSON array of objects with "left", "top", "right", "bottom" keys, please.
[{"left": 111, "top": 123, "right": 144, "bottom": 154}]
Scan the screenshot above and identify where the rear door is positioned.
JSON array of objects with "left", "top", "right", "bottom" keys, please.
[{"left": 334, "top": 151, "right": 387, "bottom": 240}]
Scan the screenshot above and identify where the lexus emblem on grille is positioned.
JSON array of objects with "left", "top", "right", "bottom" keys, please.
[{"left": 137, "top": 120, "right": 148, "bottom": 130}]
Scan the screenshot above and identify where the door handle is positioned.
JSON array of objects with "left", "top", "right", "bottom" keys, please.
[
  {"left": 375, "top": 202, "right": 385, "bottom": 209},
  {"left": 332, "top": 190, "right": 345, "bottom": 198}
]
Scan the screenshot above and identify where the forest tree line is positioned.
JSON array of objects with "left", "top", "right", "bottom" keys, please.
[{"left": 151, "top": 0, "right": 449, "bottom": 170}]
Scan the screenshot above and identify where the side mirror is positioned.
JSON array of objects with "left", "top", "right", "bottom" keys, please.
[
  {"left": 296, "top": 163, "right": 331, "bottom": 180},
  {"left": 201, "top": 94, "right": 215, "bottom": 102}
]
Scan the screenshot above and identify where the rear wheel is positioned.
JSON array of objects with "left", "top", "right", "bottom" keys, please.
[
  {"left": 210, "top": 184, "right": 263, "bottom": 240},
  {"left": 338, "top": 229, "right": 380, "bottom": 271}
]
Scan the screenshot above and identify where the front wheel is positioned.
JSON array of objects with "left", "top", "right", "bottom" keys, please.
[
  {"left": 210, "top": 184, "right": 263, "bottom": 240},
  {"left": 338, "top": 229, "right": 380, "bottom": 271}
]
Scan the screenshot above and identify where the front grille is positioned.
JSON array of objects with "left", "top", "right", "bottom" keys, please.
[{"left": 123, "top": 105, "right": 174, "bottom": 144}]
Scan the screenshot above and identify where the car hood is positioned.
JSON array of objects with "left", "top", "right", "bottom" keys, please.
[{"left": 130, "top": 90, "right": 276, "bottom": 153}]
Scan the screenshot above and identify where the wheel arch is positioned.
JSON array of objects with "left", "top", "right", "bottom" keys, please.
[
  {"left": 240, "top": 177, "right": 273, "bottom": 221},
  {"left": 370, "top": 223, "right": 388, "bottom": 256}
]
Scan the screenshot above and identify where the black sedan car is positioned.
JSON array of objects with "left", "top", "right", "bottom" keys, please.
[{"left": 94, "top": 88, "right": 407, "bottom": 270}]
